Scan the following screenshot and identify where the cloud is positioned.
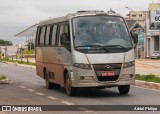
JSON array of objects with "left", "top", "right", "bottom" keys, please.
[
  {"left": 0, "top": 0, "right": 157, "bottom": 43},
  {"left": 0, "top": 0, "right": 151, "bottom": 27}
]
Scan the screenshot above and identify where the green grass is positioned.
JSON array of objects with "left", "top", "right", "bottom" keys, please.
[
  {"left": 136, "top": 74, "right": 160, "bottom": 83},
  {"left": 151, "top": 58, "right": 160, "bottom": 60},
  {"left": 2, "top": 59, "right": 36, "bottom": 66},
  {"left": 0, "top": 75, "right": 6, "bottom": 80}
]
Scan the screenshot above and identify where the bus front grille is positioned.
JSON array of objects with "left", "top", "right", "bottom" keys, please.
[{"left": 92, "top": 63, "right": 122, "bottom": 81}]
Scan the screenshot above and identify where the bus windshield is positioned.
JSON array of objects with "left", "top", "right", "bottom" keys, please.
[{"left": 72, "top": 16, "right": 133, "bottom": 53}]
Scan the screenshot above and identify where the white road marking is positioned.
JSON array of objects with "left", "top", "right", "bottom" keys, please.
[
  {"left": 61, "top": 100, "right": 74, "bottom": 105},
  {"left": 27, "top": 89, "right": 35, "bottom": 92},
  {"left": 47, "top": 96, "right": 58, "bottom": 100},
  {"left": 36, "top": 92, "right": 45, "bottom": 96},
  {"left": 132, "top": 85, "right": 160, "bottom": 92},
  {"left": 19, "top": 86, "right": 26, "bottom": 89}
]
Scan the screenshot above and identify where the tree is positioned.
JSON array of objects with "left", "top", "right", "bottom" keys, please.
[
  {"left": 21, "top": 49, "right": 35, "bottom": 63},
  {"left": 0, "top": 39, "right": 13, "bottom": 46}
]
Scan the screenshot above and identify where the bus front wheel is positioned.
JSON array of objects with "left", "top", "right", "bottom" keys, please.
[
  {"left": 118, "top": 85, "right": 130, "bottom": 95},
  {"left": 65, "top": 72, "right": 77, "bottom": 96}
]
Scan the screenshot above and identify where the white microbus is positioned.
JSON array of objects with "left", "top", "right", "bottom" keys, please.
[{"left": 36, "top": 11, "right": 137, "bottom": 96}]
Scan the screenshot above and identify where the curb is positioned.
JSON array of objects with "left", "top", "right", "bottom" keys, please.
[
  {"left": 2, "top": 61, "right": 36, "bottom": 69},
  {"left": 0, "top": 78, "right": 10, "bottom": 84},
  {"left": 135, "top": 80, "right": 160, "bottom": 90},
  {"left": 135, "top": 61, "right": 160, "bottom": 69}
]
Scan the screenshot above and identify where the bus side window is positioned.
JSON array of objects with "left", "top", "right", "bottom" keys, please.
[
  {"left": 60, "top": 24, "right": 71, "bottom": 50},
  {"left": 40, "top": 27, "right": 46, "bottom": 46},
  {"left": 58, "top": 25, "right": 64, "bottom": 46},
  {"left": 51, "top": 25, "right": 57, "bottom": 46},
  {"left": 44, "top": 27, "right": 47, "bottom": 46},
  {"left": 64, "top": 24, "right": 70, "bottom": 43},
  {"left": 36, "top": 27, "right": 41, "bottom": 46},
  {"left": 49, "top": 25, "right": 53, "bottom": 46},
  {"left": 45, "top": 26, "right": 50, "bottom": 46}
]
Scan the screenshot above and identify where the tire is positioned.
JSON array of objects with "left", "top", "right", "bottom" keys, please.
[
  {"left": 52, "top": 83, "right": 60, "bottom": 89},
  {"left": 118, "top": 85, "right": 130, "bottom": 95},
  {"left": 45, "top": 71, "right": 53, "bottom": 89},
  {"left": 65, "top": 72, "right": 77, "bottom": 96}
]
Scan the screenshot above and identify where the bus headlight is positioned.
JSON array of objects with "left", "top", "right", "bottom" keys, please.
[
  {"left": 123, "top": 61, "right": 135, "bottom": 68},
  {"left": 73, "top": 63, "right": 92, "bottom": 70}
]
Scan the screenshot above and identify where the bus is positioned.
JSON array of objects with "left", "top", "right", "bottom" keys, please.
[{"left": 35, "top": 10, "right": 138, "bottom": 96}]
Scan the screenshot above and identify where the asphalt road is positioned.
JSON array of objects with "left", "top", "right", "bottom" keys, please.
[{"left": 0, "top": 63, "right": 160, "bottom": 114}]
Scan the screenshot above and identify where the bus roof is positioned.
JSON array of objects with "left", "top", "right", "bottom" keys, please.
[{"left": 38, "top": 10, "right": 122, "bottom": 26}]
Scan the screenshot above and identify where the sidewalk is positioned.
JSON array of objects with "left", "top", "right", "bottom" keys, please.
[
  {"left": 11, "top": 57, "right": 35, "bottom": 63},
  {"left": 135, "top": 59, "right": 160, "bottom": 77},
  {"left": 135, "top": 59, "right": 160, "bottom": 68}
]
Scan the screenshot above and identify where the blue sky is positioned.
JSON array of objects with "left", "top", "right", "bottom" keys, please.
[{"left": 0, "top": 0, "right": 158, "bottom": 44}]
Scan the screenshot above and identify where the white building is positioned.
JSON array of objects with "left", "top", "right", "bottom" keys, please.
[
  {"left": 14, "top": 24, "right": 38, "bottom": 50},
  {"left": 145, "top": 2, "right": 160, "bottom": 58}
]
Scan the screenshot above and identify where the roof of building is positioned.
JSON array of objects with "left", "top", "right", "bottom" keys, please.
[
  {"left": 14, "top": 24, "right": 38, "bottom": 37},
  {"left": 126, "top": 20, "right": 144, "bottom": 31},
  {"left": 126, "top": 20, "right": 137, "bottom": 29}
]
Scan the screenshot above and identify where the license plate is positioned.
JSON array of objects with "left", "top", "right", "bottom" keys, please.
[{"left": 102, "top": 71, "right": 115, "bottom": 76}]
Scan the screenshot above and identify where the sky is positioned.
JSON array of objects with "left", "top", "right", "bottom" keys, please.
[{"left": 0, "top": 0, "right": 159, "bottom": 44}]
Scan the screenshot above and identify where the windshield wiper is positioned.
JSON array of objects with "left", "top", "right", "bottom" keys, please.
[
  {"left": 103, "top": 45, "right": 129, "bottom": 51},
  {"left": 75, "top": 45, "right": 109, "bottom": 52}
]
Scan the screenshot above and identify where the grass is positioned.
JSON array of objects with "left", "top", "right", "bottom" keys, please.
[
  {"left": 151, "top": 58, "right": 160, "bottom": 60},
  {"left": 136, "top": 74, "right": 160, "bottom": 83},
  {"left": 2, "top": 59, "right": 36, "bottom": 66},
  {"left": 0, "top": 75, "right": 6, "bottom": 80}
]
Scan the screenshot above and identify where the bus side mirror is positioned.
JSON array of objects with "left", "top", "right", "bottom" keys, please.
[{"left": 130, "top": 32, "right": 138, "bottom": 44}]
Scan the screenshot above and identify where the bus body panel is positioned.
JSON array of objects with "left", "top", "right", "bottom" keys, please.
[
  {"left": 36, "top": 46, "right": 64, "bottom": 84},
  {"left": 70, "top": 49, "right": 135, "bottom": 87}
]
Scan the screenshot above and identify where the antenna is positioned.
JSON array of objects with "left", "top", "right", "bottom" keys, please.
[
  {"left": 108, "top": 8, "right": 116, "bottom": 13},
  {"left": 65, "top": 13, "right": 71, "bottom": 20}
]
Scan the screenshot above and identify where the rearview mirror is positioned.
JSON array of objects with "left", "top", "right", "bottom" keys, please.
[{"left": 130, "top": 32, "right": 138, "bottom": 44}]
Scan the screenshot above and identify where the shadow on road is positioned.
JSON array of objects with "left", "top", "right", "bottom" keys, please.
[{"left": 49, "top": 86, "right": 131, "bottom": 98}]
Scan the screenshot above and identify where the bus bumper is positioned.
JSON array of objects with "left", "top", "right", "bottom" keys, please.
[{"left": 71, "top": 66, "right": 135, "bottom": 87}]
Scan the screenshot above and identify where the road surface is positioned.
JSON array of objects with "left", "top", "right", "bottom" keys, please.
[{"left": 0, "top": 63, "right": 160, "bottom": 114}]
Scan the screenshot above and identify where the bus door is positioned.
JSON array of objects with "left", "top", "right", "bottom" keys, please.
[{"left": 56, "top": 23, "right": 72, "bottom": 85}]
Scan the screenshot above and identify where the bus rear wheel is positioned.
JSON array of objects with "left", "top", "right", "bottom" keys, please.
[
  {"left": 65, "top": 72, "right": 77, "bottom": 96},
  {"left": 118, "top": 85, "right": 130, "bottom": 95},
  {"left": 45, "top": 71, "right": 53, "bottom": 89}
]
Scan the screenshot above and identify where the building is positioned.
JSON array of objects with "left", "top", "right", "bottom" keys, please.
[
  {"left": 14, "top": 24, "right": 38, "bottom": 50},
  {"left": 145, "top": 2, "right": 160, "bottom": 58},
  {"left": 126, "top": 20, "right": 144, "bottom": 58},
  {"left": 0, "top": 46, "right": 18, "bottom": 58},
  {"left": 126, "top": 2, "right": 160, "bottom": 58},
  {"left": 127, "top": 11, "right": 148, "bottom": 27},
  {"left": 148, "top": 2, "right": 160, "bottom": 10}
]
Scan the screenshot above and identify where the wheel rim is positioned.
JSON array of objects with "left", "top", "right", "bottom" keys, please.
[{"left": 66, "top": 76, "right": 71, "bottom": 95}]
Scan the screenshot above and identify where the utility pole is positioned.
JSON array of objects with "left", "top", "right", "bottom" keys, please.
[
  {"left": 5, "top": 41, "right": 7, "bottom": 59},
  {"left": 0, "top": 44, "right": 1, "bottom": 61}
]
